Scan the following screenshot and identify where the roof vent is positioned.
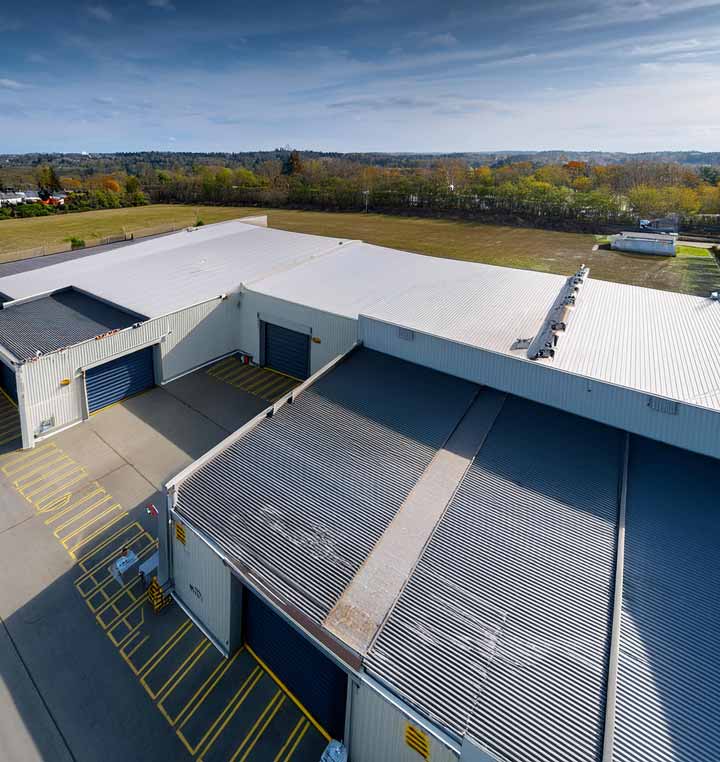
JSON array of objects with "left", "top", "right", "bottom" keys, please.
[{"left": 527, "top": 265, "right": 589, "bottom": 360}]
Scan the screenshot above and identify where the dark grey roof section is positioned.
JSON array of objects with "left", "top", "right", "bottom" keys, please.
[
  {"left": 175, "top": 348, "right": 479, "bottom": 623},
  {"left": 0, "top": 289, "right": 142, "bottom": 360},
  {"left": 366, "top": 396, "right": 622, "bottom": 761},
  {"left": 0, "top": 232, "right": 173, "bottom": 279},
  {"left": 613, "top": 437, "right": 720, "bottom": 762}
]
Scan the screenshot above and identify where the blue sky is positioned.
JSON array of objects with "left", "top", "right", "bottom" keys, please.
[{"left": 2, "top": 0, "right": 720, "bottom": 152}]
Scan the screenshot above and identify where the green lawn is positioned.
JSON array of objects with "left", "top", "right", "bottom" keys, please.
[
  {"left": 676, "top": 244, "right": 712, "bottom": 257},
  {"left": 0, "top": 204, "right": 718, "bottom": 296}
]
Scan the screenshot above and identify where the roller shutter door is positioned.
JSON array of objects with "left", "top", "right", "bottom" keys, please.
[
  {"left": 263, "top": 322, "right": 310, "bottom": 380},
  {"left": 86, "top": 346, "right": 154, "bottom": 413},
  {"left": 244, "top": 589, "right": 347, "bottom": 740},
  {"left": 0, "top": 362, "right": 17, "bottom": 403}
]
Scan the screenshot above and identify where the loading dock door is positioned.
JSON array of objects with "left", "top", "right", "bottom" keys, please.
[
  {"left": 0, "top": 362, "right": 17, "bottom": 403},
  {"left": 263, "top": 322, "right": 310, "bottom": 380},
  {"left": 86, "top": 346, "right": 155, "bottom": 413},
  {"left": 243, "top": 589, "right": 347, "bottom": 740}
]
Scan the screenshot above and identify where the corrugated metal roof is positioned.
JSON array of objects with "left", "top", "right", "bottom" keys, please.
[
  {"left": 613, "top": 437, "right": 720, "bottom": 762},
  {"left": 250, "top": 242, "right": 720, "bottom": 413},
  {"left": 174, "top": 348, "right": 478, "bottom": 623},
  {"left": 366, "top": 396, "right": 622, "bottom": 761},
  {"left": 0, "top": 289, "right": 141, "bottom": 361},
  {"left": 0, "top": 220, "right": 352, "bottom": 318}
]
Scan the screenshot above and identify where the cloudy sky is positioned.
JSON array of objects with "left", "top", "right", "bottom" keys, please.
[{"left": 2, "top": 0, "right": 720, "bottom": 153}]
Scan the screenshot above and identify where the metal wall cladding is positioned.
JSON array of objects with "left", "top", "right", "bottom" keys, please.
[
  {"left": 21, "top": 296, "right": 235, "bottom": 441},
  {"left": 238, "top": 290, "right": 358, "bottom": 374},
  {"left": 613, "top": 436, "right": 720, "bottom": 762},
  {"left": 366, "top": 396, "right": 622, "bottom": 762},
  {"left": 174, "top": 348, "right": 479, "bottom": 624},
  {"left": 350, "top": 680, "right": 459, "bottom": 762},
  {"left": 359, "top": 316, "right": 720, "bottom": 461},
  {"left": 172, "top": 519, "right": 232, "bottom": 650}
]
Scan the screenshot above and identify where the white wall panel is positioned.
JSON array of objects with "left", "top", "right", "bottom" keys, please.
[
  {"left": 359, "top": 315, "right": 720, "bottom": 461},
  {"left": 239, "top": 290, "right": 358, "bottom": 374},
  {"left": 350, "top": 680, "right": 458, "bottom": 762}
]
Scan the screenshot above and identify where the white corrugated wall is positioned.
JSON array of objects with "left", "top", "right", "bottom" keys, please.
[
  {"left": 350, "top": 680, "right": 459, "bottom": 762},
  {"left": 359, "top": 315, "right": 720, "bottom": 461},
  {"left": 238, "top": 290, "right": 358, "bottom": 374},
  {"left": 20, "top": 296, "right": 238, "bottom": 445},
  {"left": 171, "top": 518, "right": 233, "bottom": 651}
]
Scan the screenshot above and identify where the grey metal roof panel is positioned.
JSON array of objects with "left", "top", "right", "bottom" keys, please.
[
  {"left": 613, "top": 437, "right": 720, "bottom": 762},
  {"left": 174, "top": 348, "right": 478, "bottom": 623},
  {"left": 0, "top": 289, "right": 140, "bottom": 360},
  {"left": 366, "top": 396, "right": 622, "bottom": 761}
]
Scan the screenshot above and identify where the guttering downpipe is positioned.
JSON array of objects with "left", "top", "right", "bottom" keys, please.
[{"left": 602, "top": 431, "right": 630, "bottom": 761}]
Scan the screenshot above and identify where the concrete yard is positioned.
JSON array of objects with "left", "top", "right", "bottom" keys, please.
[{"left": 0, "top": 363, "right": 325, "bottom": 762}]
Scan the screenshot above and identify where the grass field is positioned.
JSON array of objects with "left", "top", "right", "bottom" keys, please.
[{"left": 1, "top": 204, "right": 718, "bottom": 295}]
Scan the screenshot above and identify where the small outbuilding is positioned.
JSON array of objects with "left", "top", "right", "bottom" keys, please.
[{"left": 611, "top": 231, "right": 676, "bottom": 256}]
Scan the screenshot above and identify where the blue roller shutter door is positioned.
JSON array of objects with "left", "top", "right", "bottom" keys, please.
[
  {"left": 243, "top": 589, "right": 347, "bottom": 739},
  {"left": 86, "top": 347, "right": 155, "bottom": 413},
  {"left": 0, "top": 362, "right": 17, "bottom": 402},
  {"left": 264, "top": 322, "right": 310, "bottom": 380}
]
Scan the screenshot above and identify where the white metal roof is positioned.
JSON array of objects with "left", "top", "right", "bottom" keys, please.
[
  {"left": 251, "top": 241, "right": 720, "bottom": 413},
  {"left": 0, "top": 219, "right": 352, "bottom": 318}
]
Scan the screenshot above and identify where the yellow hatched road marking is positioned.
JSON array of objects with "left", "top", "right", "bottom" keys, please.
[
  {"left": 274, "top": 717, "right": 306, "bottom": 762},
  {"left": 51, "top": 494, "right": 113, "bottom": 535},
  {"left": 22, "top": 465, "right": 85, "bottom": 499},
  {"left": 1, "top": 443, "right": 56, "bottom": 472},
  {"left": 0, "top": 430, "right": 20, "bottom": 445},
  {"left": 142, "top": 635, "right": 209, "bottom": 702},
  {"left": 175, "top": 647, "right": 245, "bottom": 733},
  {"left": 246, "top": 643, "right": 331, "bottom": 742},
  {"left": 106, "top": 595, "right": 148, "bottom": 646},
  {"left": 76, "top": 521, "right": 141, "bottom": 567},
  {"left": 138, "top": 620, "right": 193, "bottom": 678},
  {"left": 230, "top": 692, "right": 286, "bottom": 762},
  {"left": 285, "top": 720, "right": 310, "bottom": 760},
  {"left": 34, "top": 472, "right": 90, "bottom": 511},
  {"left": 66, "top": 510, "right": 128, "bottom": 559},
  {"left": 157, "top": 640, "right": 213, "bottom": 725},
  {"left": 207, "top": 356, "right": 236, "bottom": 374},
  {"left": 187, "top": 667, "right": 263, "bottom": 758},
  {"left": 218, "top": 364, "right": 258, "bottom": 385},
  {"left": 60, "top": 502, "right": 123, "bottom": 545},
  {"left": 44, "top": 486, "right": 106, "bottom": 523},
  {"left": 75, "top": 530, "right": 153, "bottom": 593},
  {"left": 80, "top": 541, "right": 156, "bottom": 605},
  {"left": 11, "top": 453, "right": 69, "bottom": 484},
  {"left": 93, "top": 575, "right": 144, "bottom": 618},
  {"left": 14, "top": 456, "right": 77, "bottom": 488}
]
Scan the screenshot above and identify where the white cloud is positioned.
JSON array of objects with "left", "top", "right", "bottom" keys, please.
[
  {"left": 426, "top": 32, "right": 458, "bottom": 48},
  {"left": 561, "top": 0, "right": 720, "bottom": 30},
  {"left": 0, "top": 78, "right": 25, "bottom": 90},
  {"left": 86, "top": 5, "right": 113, "bottom": 22}
]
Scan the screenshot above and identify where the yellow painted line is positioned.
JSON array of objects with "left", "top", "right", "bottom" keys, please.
[
  {"left": 0, "top": 419, "right": 20, "bottom": 435},
  {"left": 15, "top": 456, "right": 77, "bottom": 488},
  {"left": 190, "top": 667, "right": 263, "bottom": 759},
  {"left": 254, "top": 375, "right": 294, "bottom": 400},
  {"left": 93, "top": 575, "right": 144, "bottom": 617},
  {"left": 242, "top": 370, "right": 282, "bottom": 394},
  {"left": 143, "top": 635, "right": 209, "bottom": 702},
  {"left": 138, "top": 620, "right": 193, "bottom": 679},
  {"left": 0, "top": 385, "right": 17, "bottom": 408},
  {"left": 76, "top": 521, "right": 143, "bottom": 568},
  {"left": 174, "top": 647, "right": 244, "bottom": 730},
  {"left": 119, "top": 632, "right": 151, "bottom": 673},
  {"left": 0, "top": 430, "right": 20, "bottom": 446},
  {"left": 1, "top": 443, "right": 56, "bottom": 472},
  {"left": 22, "top": 464, "right": 85, "bottom": 499},
  {"left": 157, "top": 640, "right": 213, "bottom": 724},
  {"left": 104, "top": 592, "right": 148, "bottom": 637},
  {"left": 217, "top": 364, "right": 258, "bottom": 385},
  {"left": 59, "top": 502, "right": 122, "bottom": 545},
  {"left": 51, "top": 494, "right": 113, "bottom": 534},
  {"left": 246, "top": 643, "right": 331, "bottom": 742},
  {"left": 45, "top": 486, "right": 106, "bottom": 523},
  {"left": 11, "top": 452, "right": 68, "bottom": 484},
  {"left": 230, "top": 693, "right": 286, "bottom": 762},
  {"left": 274, "top": 718, "right": 306, "bottom": 762},
  {"left": 208, "top": 361, "right": 244, "bottom": 380},
  {"left": 285, "top": 720, "right": 310, "bottom": 761},
  {"left": 2, "top": 449, "right": 56, "bottom": 476},
  {"left": 207, "top": 356, "right": 237, "bottom": 374},
  {"left": 34, "top": 472, "right": 90, "bottom": 511},
  {"left": 245, "top": 374, "right": 284, "bottom": 397},
  {"left": 67, "top": 510, "right": 128, "bottom": 559}
]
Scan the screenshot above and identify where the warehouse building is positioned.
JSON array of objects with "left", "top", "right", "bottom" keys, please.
[{"left": 0, "top": 218, "right": 717, "bottom": 760}]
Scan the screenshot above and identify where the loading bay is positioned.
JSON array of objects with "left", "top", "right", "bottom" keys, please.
[{"left": 0, "top": 361, "right": 326, "bottom": 762}]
